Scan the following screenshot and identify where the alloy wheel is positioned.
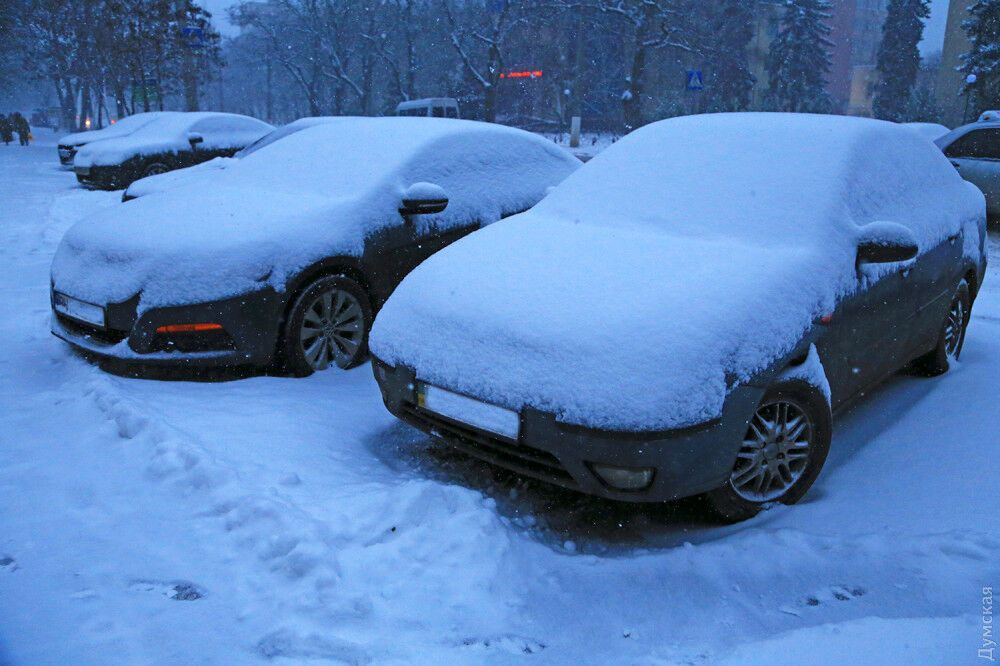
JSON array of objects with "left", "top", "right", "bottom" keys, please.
[
  {"left": 298, "top": 287, "right": 364, "bottom": 370},
  {"left": 730, "top": 398, "right": 814, "bottom": 503},
  {"left": 944, "top": 295, "right": 965, "bottom": 360}
]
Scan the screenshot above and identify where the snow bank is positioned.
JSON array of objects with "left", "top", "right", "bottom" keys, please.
[
  {"left": 52, "top": 118, "right": 580, "bottom": 310},
  {"left": 73, "top": 112, "right": 273, "bottom": 167},
  {"left": 370, "top": 113, "right": 984, "bottom": 431}
]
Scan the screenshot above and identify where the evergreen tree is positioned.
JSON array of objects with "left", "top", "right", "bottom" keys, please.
[
  {"left": 704, "top": 0, "right": 756, "bottom": 112},
  {"left": 961, "top": 0, "right": 1000, "bottom": 115},
  {"left": 872, "top": 0, "right": 930, "bottom": 122},
  {"left": 766, "top": 0, "right": 833, "bottom": 113}
]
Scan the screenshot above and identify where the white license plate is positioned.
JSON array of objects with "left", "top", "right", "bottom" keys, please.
[
  {"left": 417, "top": 383, "right": 520, "bottom": 441},
  {"left": 53, "top": 292, "right": 105, "bottom": 328}
]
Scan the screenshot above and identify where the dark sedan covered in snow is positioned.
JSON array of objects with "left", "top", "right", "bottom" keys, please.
[
  {"left": 56, "top": 112, "right": 170, "bottom": 167},
  {"left": 50, "top": 118, "right": 579, "bottom": 374},
  {"left": 72, "top": 112, "right": 273, "bottom": 190},
  {"left": 370, "top": 113, "right": 988, "bottom": 522}
]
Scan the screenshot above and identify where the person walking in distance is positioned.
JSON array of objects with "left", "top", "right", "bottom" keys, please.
[
  {"left": 0, "top": 115, "right": 12, "bottom": 146},
  {"left": 11, "top": 112, "right": 30, "bottom": 146}
]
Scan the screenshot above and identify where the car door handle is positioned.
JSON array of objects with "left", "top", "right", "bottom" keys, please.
[
  {"left": 900, "top": 267, "right": 911, "bottom": 278},
  {"left": 947, "top": 232, "right": 960, "bottom": 245},
  {"left": 950, "top": 160, "right": 962, "bottom": 169}
]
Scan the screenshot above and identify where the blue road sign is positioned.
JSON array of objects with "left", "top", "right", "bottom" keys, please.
[
  {"left": 686, "top": 69, "right": 704, "bottom": 91},
  {"left": 181, "top": 26, "right": 206, "bottom": 49}
]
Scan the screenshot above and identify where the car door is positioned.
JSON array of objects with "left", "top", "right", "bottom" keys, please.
[
  {"left": 906, "top": 230, "right": 964, "bottom": 359},
  {"left": 363, "top": 217, "right": 480, "bottom": 306},
  {"left": 817, "top": 261, "right": 915, "bottom": 407},
  {"left": 943, "top": 127, "right": 1000, "bottom": 216}
]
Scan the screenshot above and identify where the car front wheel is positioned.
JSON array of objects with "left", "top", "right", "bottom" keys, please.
[
  {"left": 280, "top": 275, "right": 372, "bottom": 376},
  {"left": 706, "top": 380, "right": 832, "bottom": 523}
]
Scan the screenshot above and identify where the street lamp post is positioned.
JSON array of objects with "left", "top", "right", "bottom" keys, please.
[{"left": 964, "top": 73, "right": 978, "bottom": 124}]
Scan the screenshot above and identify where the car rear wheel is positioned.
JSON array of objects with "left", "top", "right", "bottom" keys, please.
[
  {"left": 911, "top": 280, "right": 971, "bottom": 377},
  {"left": 280, "top": 275, "right": 372, "bottom": 376},
  {"left": 705, "top": 380, "right": 832, "bottom": 523},
  {"left": 142, "top": 162, "right": 169, "bottom": 178}
]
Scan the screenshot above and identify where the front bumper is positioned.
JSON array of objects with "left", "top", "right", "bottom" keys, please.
[
  {"left": 74, "top": 165, "right": 126, "bottom": 190},
  {"left": 50, "top": 288, "right": 284, "bottom": 368},
  {"left": 58, "top": 145, "right": 77, "bottom": 166},
  {"left": 372, "top": 357, "right": 765, "bottom": 503}
]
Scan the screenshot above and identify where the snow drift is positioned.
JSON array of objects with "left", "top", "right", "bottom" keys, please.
[{"left": 369, "top": 113, "right": 985, "bottom": 431}]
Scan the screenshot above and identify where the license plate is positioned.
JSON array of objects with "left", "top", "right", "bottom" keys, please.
[
  {"left": 417, "top": 383, "right": 520, "bottom": 441},
  {"left": 74, "top": 166, "right": 90, "bottom": 176},
  {"left": 53, "top": 292, "right": 105, "bottom": 328}
]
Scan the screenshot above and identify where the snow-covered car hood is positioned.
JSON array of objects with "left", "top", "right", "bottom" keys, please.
[
  {"left": 52, "top": 118, "right": 580, "bottom": 312},
  {"left": 74, "top": 137, "right": 181, "bottom": 168},
  {"left": 124, "top": 157, "right": 237, "bottom": 199},
  {"left": 58, "top": 113, "right": 167, "bottom": 147},
  {"left": 51, "top": 180, "right": 384, "bottom": 310},
  {"left": 370, "top": 113, "right": 984, "bottom": 431}
]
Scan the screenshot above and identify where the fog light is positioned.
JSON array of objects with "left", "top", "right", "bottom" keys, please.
[{"left": 589, "top": 463, "right": 655, "bottom": 491}]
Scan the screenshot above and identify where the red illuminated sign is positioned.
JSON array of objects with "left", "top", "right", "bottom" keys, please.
[{"left": 500, "top": 70, "right": 543, "bottom": 79}]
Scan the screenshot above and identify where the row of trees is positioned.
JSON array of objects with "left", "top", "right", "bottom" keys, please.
[
  {"left": 3, "top": 0, "right": 221, "bottom": 130},
  {"left": 219, "top": 0, "right": 848, "bottom": 131},
  {"left": 6, "top": 0, "right": 1000, "bottom": 132}
]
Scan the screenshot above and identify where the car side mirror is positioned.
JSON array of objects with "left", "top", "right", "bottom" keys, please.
[
  {"left": 856, "top": 221, "right": 919, "bottom": 267},
  {"left": 400, "top": 182, "right": 448, "bottom": 217},
  {"left": 187, "top": 132, "right": 204, "bottom": 147}
]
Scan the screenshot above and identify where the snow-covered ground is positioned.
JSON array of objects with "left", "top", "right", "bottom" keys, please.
[{"left": 1, "top": 135, "right": 997, "bottom": 665}]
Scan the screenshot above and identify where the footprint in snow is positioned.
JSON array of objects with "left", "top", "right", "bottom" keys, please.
[
  {"left": 0, "top": 555, "right": 16, "bottom": 572},
  {"left": 128, "top": 579, "right": 204, "bottom": 601},
  {"left": 461, "top": 635, "right": 546, "bottom": 655},
  {"left": 804, "top": 584, "right": 866, "bottom": 607}
]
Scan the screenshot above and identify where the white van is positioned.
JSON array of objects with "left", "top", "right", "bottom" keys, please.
[{"left": 395, "top": 98, "right": 460, "bottom": 119}]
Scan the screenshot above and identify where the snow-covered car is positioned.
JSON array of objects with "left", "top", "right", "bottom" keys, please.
[
  {"left": 936, "top": 120, "right": 1000, "bottom": 218},
  {"left": 369, "top": 113, "right": 989, "bottom": 522},
  {"left": 121, "top": 117, "right": 345, "bottom": 202},
  {"left": 903, "top": 122, "right": 950, "bottom": 142},
  {"left": 72, "top": 112, "right": 274, "bottom": 190},
  {"left": 50, "top": 118, "right": 580, "bottom": 374},
  {"left": 56, "top": 112, "right": 170, "bottom": 167}
]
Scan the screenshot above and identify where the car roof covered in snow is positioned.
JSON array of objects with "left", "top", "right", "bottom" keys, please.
[
  {"left": 51, "top": 117, "right": 581, "bottom": 310},
  {"left": 73, "top": 112, "right": 274, "bottom": 167},
  {"left": 370, "top": 113, "right": 985, "bottom": 431}
]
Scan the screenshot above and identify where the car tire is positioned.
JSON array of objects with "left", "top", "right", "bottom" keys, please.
[
  {"left": 142, "top": 161, "right": 170, "bottom": 178},
  {"left": 705, "top": 379, "right": 832, "bottom": 523},
  {"left": 911, "top": 280, "right": 971, "bottom": 377},
  {"left": 279, "top": 275, "right": 372, "bottom": 376}
]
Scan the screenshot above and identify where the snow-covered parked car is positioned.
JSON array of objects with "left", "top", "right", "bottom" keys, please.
[
  {"left": 72, "top": 112, "right": 274, "bottom": 190},
  {"left": 121, "top": 116, "right": 344, "bottom": 202},
  {"left": 56, "top": 112, "right": 170, "bottom": 167},
  {"left": 936, "top": 119, "right": 1000, "bottom": 218},
  {"left": 50, "top": 118, "right": 580, "bottom": 374},
  {"left": 369, "top": 113, "right": 989, "bottom": 522}
]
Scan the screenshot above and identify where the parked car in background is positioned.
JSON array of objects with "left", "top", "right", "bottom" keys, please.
[
  {"left": 51, "top": 118, "right": 579, "bottom": 374},
  {"left": 57, "top": 112, "right": 169, "bottom": 167},
  {"left": 121, "top": 116, "right": 343, "bottom": 202},
  {"left": 72, "top": 112, "right": 273, "bottom": 190},
  {"left": 937, "top": 119, "right": 1000, "bottom": 219},
  {"left": 904, "top": 122, "right": 950, "bottom": 142},
  {"left": 370, "top": 113, "right": 988, "bottom": 523},
  {"left": 395, "top": 98, "right": 460, "bottom": 118}
]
